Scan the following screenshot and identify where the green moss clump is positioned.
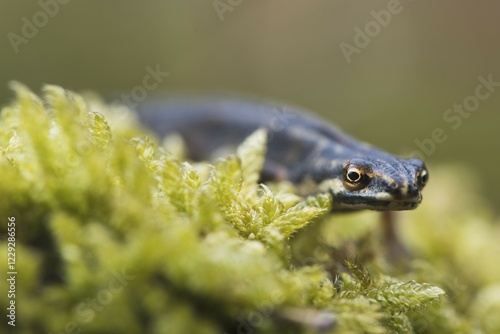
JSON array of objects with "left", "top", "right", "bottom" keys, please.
[{"left": 0, "top": 84, "right": 499, "bottom": 333}]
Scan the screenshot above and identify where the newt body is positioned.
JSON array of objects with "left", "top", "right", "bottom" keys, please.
[{"left": 137, "top": 97, "right": 428, "bottom": 211}]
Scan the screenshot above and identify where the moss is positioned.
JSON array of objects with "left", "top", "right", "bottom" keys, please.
[{"left": 0, "top": 84, "right": 499, "bottom": 333}]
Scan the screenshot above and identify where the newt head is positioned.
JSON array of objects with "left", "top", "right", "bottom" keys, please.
[{"left": 307, "top": 156, "right": 428, "bottom": 211}]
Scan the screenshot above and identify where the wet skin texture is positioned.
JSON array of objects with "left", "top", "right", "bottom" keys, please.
[{"left": 137, "top": 97, "right": 428, "bottom": 211}]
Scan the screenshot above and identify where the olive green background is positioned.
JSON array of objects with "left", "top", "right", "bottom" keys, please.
[{"left": 1, "top": 1, "right": 499, "bottom": 210}]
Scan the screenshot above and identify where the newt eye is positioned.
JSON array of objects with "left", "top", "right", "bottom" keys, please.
[
  {"left": 343, "top": 164, "right": 370, "bottom": 191},
  {"left": 346, "top": 169, "right": 361, "bottom": 182},
  {"left": 417, "top": 169, "right": 429, "bottom": 189}
]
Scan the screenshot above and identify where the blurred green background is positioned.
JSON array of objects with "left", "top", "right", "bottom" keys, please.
[{"left": 1, "top": 0, "right": 499, "bottom": 211}]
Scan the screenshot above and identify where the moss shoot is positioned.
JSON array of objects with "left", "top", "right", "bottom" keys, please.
[{"left": 0, "top": 84, "right": 499, "bottom": 333}]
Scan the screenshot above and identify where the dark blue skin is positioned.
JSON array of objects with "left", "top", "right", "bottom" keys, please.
[{"left": 136, "top": 96, "right": 428, "bottom": 211}]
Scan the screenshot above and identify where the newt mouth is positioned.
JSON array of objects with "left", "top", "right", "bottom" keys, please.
[
  {"left": 384, "top": 199, "right": 421, "bottom": 210},
  {"left": 332, "top": 195, "right": 422, "bottom": 211}
]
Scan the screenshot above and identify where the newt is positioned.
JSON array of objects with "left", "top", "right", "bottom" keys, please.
[{"left": 137, "top": 96, "right": 428, "bottom": 211}]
